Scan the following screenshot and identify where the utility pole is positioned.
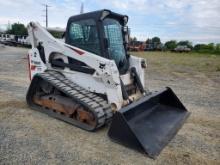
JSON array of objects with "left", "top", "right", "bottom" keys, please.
[
  {"left": 42, "top": 4, "right": 51, "bottom": 28},
  {"left": 80, "top": 1, "right": 84, "bottom": 14}
]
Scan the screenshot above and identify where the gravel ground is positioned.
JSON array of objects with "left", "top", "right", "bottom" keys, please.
[{"left": 0, "top": 46, "right": 219, "bottom": 165}]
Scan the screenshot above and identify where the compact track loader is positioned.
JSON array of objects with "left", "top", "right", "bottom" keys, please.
[{"left": 26, "top": 9, "right": 190, "bottom": 158}]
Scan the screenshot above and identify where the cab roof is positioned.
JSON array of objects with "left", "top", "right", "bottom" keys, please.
[{"left": 68, "top": 9, "right": 128, "bottom": 25}]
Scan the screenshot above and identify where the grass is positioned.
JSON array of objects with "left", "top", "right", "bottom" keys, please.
[
  {"left": 131, "top": 51, "right": 220, "bottom": 86},
  {"left": 132, "top": 51, "right": 220, "bottom": 74}
]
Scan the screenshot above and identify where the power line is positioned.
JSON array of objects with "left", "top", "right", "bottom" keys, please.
[{"left": 42, "top": 4, "right": 51, "bottom": 28}]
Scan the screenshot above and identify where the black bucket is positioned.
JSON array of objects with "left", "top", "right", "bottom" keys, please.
[{"left": 108, "top": 87, "right": 190, "bottom": 158}]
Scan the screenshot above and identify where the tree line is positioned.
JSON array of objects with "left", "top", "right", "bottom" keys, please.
[
  {"left": 6, "top": 23, "right": 28, "bottom": 36},
  {"left": 164, "top": 40, "right": 220, "bottom": 54},
  {"left": 3, "top": 23, "right": 220, "bottom": 55},
  {"left": 130, "top": 36, "right": 220, "bottom": 55},
  {"left": 4, "top": 23, "right": 65, "bottom": 39}
]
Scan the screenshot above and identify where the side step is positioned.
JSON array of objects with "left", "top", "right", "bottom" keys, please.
[{"left": 108, "top": 87, "right": 190, "bottom": 158}]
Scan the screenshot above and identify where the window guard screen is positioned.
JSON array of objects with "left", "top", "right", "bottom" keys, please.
[
  {"left": 69, "top": 19, "right": 100, "bottom": 55},
  {"left": 103, "top": 18, "right": 126, "bottom": 67}
]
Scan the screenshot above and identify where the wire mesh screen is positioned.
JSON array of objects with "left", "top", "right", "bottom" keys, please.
[
  {"left": 69, "top": 19, "right": 100, "bottom": 55},
  {"left": 104, "top": 18, "right": 126, "bottom": 66},
  {"left": 104, "top": 25, "right": 123, "bottom": 47}
]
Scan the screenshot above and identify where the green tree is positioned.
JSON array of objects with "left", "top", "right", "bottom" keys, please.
[
  {"left": 207, "top": 43, "right": 214, "bottom": 50},
  {"left": 49, "top": 30, "right": 64, "bottom": 39},
  {"left": 215, "top": 43, "right": 220, "bottom": 55},
  {"left": 133, "top": 37, "right": 137, "bottom": 41},
  {"left": 151, "top": 37, "right": 161, "bottom": 50},
  {"left": 194, "top": 43, "right": 220, "bottom": 55},
  {"left": 177, "top": 40, "right": 193, "bottom": 49},
  {"left": 129, "top": 37, "right": 137, "bottom": 44},
  {"left": 152, "top": 37, "right": 160, "bottom": 43},
  {"left": 216, "top": 43, "right": 220, "bottom": 51},
  {"left": 6, "top": 23, "right": 27, "bottom": 35},
  {"left": 165, "top": 40, "right": 177, "bottom": 50},
  {"left": 145, "top": 38, "right": 152, "bottom": 44},
  {"left": 194, "top": 44, "right": 204, "bottom": 51}
]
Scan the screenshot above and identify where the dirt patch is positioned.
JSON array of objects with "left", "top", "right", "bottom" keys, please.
[
  {"left": 0, "top": 100, "right": 27, "bottom": 109},
  {"left": 0, "top": 48, "right": 220, "bottom": 164}
]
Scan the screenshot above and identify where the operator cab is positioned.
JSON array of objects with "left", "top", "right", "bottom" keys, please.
[{"left": 65, "top": 9, "right": 130, "bottom": 74}]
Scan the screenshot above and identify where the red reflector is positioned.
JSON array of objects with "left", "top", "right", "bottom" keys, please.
[
  {"left": 31, "top": 65, "right": 36, "bottom": 70},
  {"left": 73, "top": 48, "right": 84, "bottom": 55},
  {"left": 66, "top": 45, "right": 84, "bottom": 55}
]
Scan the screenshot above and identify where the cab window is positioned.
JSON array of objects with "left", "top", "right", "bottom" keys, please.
[{"left": 69, "top": 19, "right": 100, "bottom": 55}]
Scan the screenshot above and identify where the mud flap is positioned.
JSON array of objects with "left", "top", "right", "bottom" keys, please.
[{"left": 108, "top": 87, "right": 190, "bottom": 158}]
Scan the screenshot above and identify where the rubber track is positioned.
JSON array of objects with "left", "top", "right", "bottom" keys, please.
[{"left": 27, "top": 70, "right": 113, "bottom": 131}]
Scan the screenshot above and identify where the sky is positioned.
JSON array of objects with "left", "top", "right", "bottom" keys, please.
[{"left": 0, "top": 0, "right": 220, "bottom": 43}]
